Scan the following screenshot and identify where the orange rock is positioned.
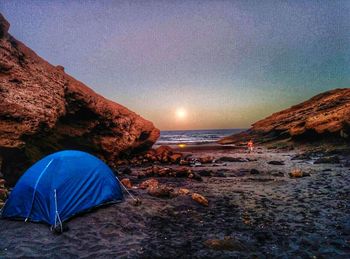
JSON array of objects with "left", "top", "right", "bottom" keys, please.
[
  {"left": 139, "top": 178, "right": 159, "bottom": 189},
  {"left": 199, "top": 156, "right": 213, "bottom": 164},
  {"left": 191, "top": 193, "right": 208, "bottom": 206},
  {"left": 173, "top": 166, "right": 192, "bottom": 177},
  {"left": 155, "top": 145, "right": 173, "bottom": 156},
  {"left": 169, "top": 153, "right": 182, "bottom": 163},
  {"left": 177, "top": 188, "right": 190, "bottom": 195},
  {"left": 219, "top": 88, "right": 350, "bottom": 144},
  {"left": 120, "top": 178, "right": 132, "bottom": 189},
  {"left": 147, "top": 184, "right": 173, "bottom": 198}
]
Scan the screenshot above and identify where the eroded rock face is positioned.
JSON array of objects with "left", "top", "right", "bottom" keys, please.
[
  {"left": 219, "top": 88, "right": 350, "bottom": 144},
  {"left": 0, "top": 14, "right": 159, "bottom": 185}
]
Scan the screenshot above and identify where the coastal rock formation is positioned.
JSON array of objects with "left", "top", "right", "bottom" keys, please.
[
  {"left": 0, "top": 14, "right": 159, "bottom": 185},
  {"left": 219, "top": 88, "right": 350, "bottom": 144}
]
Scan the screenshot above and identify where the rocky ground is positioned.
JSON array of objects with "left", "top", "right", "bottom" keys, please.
[{"left": 1, "top": 144, "right": 349, "bottom": 258}]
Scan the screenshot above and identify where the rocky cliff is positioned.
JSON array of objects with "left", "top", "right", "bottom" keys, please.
[
  {"left": 0, "top": 14, "right": 159, "bottom": 185},
  {"left": 219, "top": 88, "right": 350, "bottom": 144}
]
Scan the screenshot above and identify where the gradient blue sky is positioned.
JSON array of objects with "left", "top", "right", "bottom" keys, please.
[{"left": 1, "top": 1, "right": 349, "bottom": 130}]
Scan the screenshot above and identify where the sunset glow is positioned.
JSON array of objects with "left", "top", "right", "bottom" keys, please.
[{"left": 175, "top": 108, "right": 187, "bottom": 120}]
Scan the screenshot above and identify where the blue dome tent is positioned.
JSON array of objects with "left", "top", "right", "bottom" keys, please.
[{"left": 1, "top": 150, "right": 123, "bottom": 230}]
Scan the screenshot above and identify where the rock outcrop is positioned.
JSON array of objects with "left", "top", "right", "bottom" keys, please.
[
  {"left": 0, "top": 14, "right": 159, "bottom": 185},
  {"left": 219, "top": 88, "right": 350, "bottom": 144}
]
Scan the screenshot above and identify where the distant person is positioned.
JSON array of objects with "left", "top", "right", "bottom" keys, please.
[{"left": 247, "top": 139, "right": 254, "bottom": 153}]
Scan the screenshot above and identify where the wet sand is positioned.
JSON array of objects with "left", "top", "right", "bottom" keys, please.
[{"left": 1, "top": 146, "right": 349, "bottom": 258}]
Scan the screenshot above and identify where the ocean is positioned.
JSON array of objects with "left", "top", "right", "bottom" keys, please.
[{"left": 156, "top": 129, "right": 245, "bottom": 145}]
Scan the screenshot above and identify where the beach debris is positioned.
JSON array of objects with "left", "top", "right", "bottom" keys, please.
[
  {"left": 314, "top": 156, "right": 340, "bottom": 164},
  {"left": 139, "top": 178, "right": 159, "bottom": 189},
  {"left": 289, "top": 168, "right": 310, "bottom": 178},
  {"left": 204, "top": 236, "right": 246, "bottom": 251},
  {"left": 120, "top": 178, "right": 132, "bottom": 189},
  {"left": 191, "top": 193, "right": 208, "bottom": 206},
  {"left": 268, "top": 160, "right": 285, "bottom": 165},
  {"left": 147, "top": 184, "right": 174, "bottom": 198}
]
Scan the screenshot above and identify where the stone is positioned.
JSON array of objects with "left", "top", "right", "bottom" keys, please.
[
  {"left": 0, "top": 14, "right": 160, "bottom": 185},
  {"left": 177, "top": 188, "right": 190, "bottom": 195},
  {"left": 289, "top": 168, "right": 310, "bottom": 178},
  {"left": 120, "top": 178, "right": 132, "bottom": 189},
  {"left": 268, "top": 161, "right": 285, "bottom": 165},
  {"left": 191, "top": 193, "right": 208, "bottom": 206},
  {"left": 179, "top": 159, "right": 190, "bottom": 166},
  {"left": 139, "top": 178, "right": 159, "bottom": 189},
  {"left": 0, "top": 188, "right": 8, "bottom": 200},
  {"left": 173, "top": 167, "right": 192, "bottom": 177},
  {"left": 198, "top": 156, "right": 213, "bottom": 164},
  {"left": 155, "top": 145, "right": 173, "bottom": 157},
  {"left": 148, "top": 185, "right": 173, "bottom": 198},
  {"left": 169, "top": 153, "right": 182, "bottom": 163}
]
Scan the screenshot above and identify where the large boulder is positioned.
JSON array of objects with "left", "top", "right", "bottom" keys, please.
[
  {"left": 219, "top": 88, "right": 350, "bottom": 144},
  {"left": 0, "top": 14, "right": 159, "bottom": 185}
]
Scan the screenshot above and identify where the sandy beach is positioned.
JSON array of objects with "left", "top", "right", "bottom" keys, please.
[{"left": 1, "top": 144, "right": 349, "bottom": 258}]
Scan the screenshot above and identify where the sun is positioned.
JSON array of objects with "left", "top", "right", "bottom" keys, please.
[{"left": 175, "top": 107, "right": 187, "bottom": 120}]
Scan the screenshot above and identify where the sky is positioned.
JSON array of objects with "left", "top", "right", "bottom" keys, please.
[{"left": 1, "top": 0, "right": 349, "bottom": 130}]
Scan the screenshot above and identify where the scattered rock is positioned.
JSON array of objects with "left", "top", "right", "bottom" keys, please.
[
  {"left": 139, "top": 179, "right": 159, "bottom": 189},
  {"left": 177, "top": 188, "right": 190, "bottom": 196},
  {"left": 179, "top": 159, "right": 190, "bottom": 166},
  {"left": 204, "top": 236, "right": 246, "bottom": 251},
  {"left": 0, "top": 188, "right": 8, "bottom": 200},
  {"left": 120, "top": 178, "right": 132, "bottom": 189},
  {"left": 169, "top": 153, "right": 182, "bottom": 163},
  {"left": 314, "top": 156, "right": 340, "bottom": 164},
  {"left": 198, "top": 156, "right": 213, "bottom": 164},
  {"left": 191, "top": 193, "right": 208, "bottom": 206},
  {"left": 173, "top": 166, "right": 192, "bottom": 177},
  {"left": 268, "top": 161, "right": 285, "bottom": 165},
  {"left": 148, "top": 185, "right": 174, "bottom": 198},
  {"left": 289, "top": 168, "right": 310, "bottom": 178}
]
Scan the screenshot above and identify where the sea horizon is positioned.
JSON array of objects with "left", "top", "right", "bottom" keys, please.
[{"left": 156, "top": 128, "right": 246, "bottom": 145}]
